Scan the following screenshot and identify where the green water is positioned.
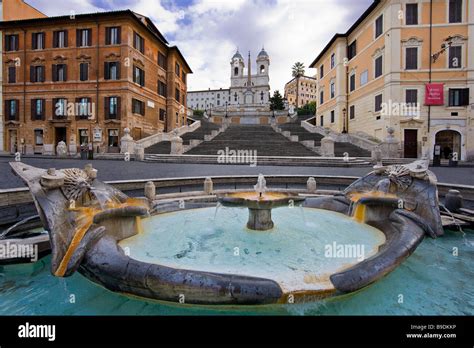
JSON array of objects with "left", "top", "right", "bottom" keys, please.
[{"left": 0, "top": 224, "right": 472, "bottom": 315}]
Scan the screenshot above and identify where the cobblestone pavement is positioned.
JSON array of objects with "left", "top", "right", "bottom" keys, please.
[{"left": 1, "top": 157, "right": 473, "bottom": 189}]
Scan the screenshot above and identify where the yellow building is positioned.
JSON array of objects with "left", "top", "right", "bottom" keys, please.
[
  {"left": 284, "top": 75, "right": 318, "bottom": 108},
  {"left": 310, "top": 0, "right": 473, "bottom": 160}
]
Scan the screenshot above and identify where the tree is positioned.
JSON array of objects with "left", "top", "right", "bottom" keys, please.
[
  {"left": 269, "top": 90, "right": 285, "bottom": 111},
  {"left": 292, "top": 62, "right": 305, "bottom": 78},
  {"left": 297, "top": 101, "right": 317, "bottom": 116}
]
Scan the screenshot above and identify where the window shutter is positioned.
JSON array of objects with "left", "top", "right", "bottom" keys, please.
[
  {"left": 41, "top": 99, "right": 45, "bottom": 120},
  {"left": 63, "top": 30, "right": 68, "bottom": 48},
  {"left": 63, "top": 65, "right": 68, "bottom": 81},
  {"left": 141, "top": 101, "right": 145, "bottom": 115},
  {"left": 461, "top": 88, "right": 469, "bottom": 106},
  {"left": 5, "top": 37, "right": 10, "bottom": 51},
  {"left": 32, "top": 33, "right": 36, "bottom": 50},
  {"left": 104, "top": 62, "right": 110, "bottom": 80},
  {"left": 5, "top": 101, "right": 9, "bottom": 121},
  {"left": 140, "top": 70, "right": 145, "bottom": 86},
  {"left": 52, "top": 98, "right": 57, "bottom": 118},
  {"left": 53, "top": 31, "right": 57, "bottom": 48},
  {"left": 52, "top": 65, "right": 57, "bottom": 82},
  {"left": 104, "top": 97, "right": 110, "bottom": 118},
  {"left": 40, "top": 66, "right": 45, "bottom": 82},
  {"left": 76, "top": 29, "right": 81, "bottom": 47},
  {"left": 117, "top": 27, "right": 122, "bottom": 44},
  {"left": 41, "top": 32, "right": 45, "bottom": 49},
  {"left": 30, "top": 66, "right": 35, "bottom": 82},
  {"left": 116, "top": 63, "right": 121, "bottom": 79},
  {"left": 105, "top": 28, "right": 110, "bottom": 45},
  {"left": 117, "top": 97, "right": 121, "bottom": 120},
  {"left": 15, "top": 100, "right": 19, "bottom": 120},
  {"left": 31, "top": 99, "right": 36, "bottom": 121},
  {"left": 88, "top": 29, "right": 92, "bottom": 46}
]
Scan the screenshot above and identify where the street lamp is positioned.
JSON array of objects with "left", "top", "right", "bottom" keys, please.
[
  {"left": 342, "top": 108, "right": 347, "bottom": 134},
  {"left": 225, "top": 101, "right": 228, "bottom": 118}
]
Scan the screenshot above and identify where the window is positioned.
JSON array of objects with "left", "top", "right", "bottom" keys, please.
[
  {"left": 132, "top": 98, "right": 145, "bottom": 115},
  {"left": 133, "top": 66, "right": 145, "bottom": 86},
  {"left": 406, "top": 3, "right": 418, "bottom": 25},
  {"left": 79, "top": 63, "right": 89, "bottom": 81},
  {"left": 375, "top": 55, "right": 383, "bottom": 78},
  {"left": 53, "top": 98, "right": 67, "bottom": 118},
  {"left": 104, "top": 62, "right": 120, "bottom": 80},
  {"left": 405, "top": 47, "right": 418, "bottom": 70},
  {"left": 32, "top": 32, "right": 45, "bottom": 50},
  {"left": 375, "top": 15, "right": 383, "bottom": 38},
  {"left": 349, "top": 73, "right": 356, "bottom": 92},
  {"left": 348, "top": 40, "right": 357, "bottom": 60},
  {"left": 53, "top": 30, "right": 68, "bottom": 48},
  {"left": 448, "top": 88, "right": 469, "bottom": 106},
  {"left": 31, "top": 99, "right": 45, "bottom": 120},
  {"left": 158, "top": 52, "right": 166, "bottom": 69},
  {"left": 319, "top": 64, "right": 324, "bottom": 78},
  {"left": 78, "top": 129, "right": 89, "bottom": 146},
  {"left": 360, "top": 70, "right": 368, "bottom": 86},
  {"left": 30, "top": 65, "right": 45, "bottom": 83},
  {"left": 234, "top": 93, "right": 238, "bottom": 102},
  {"left": 330, "top": 53, "right": 335, "bottom": 69},
  {"left": 8, "top": 67, "right": 16, "bottom": 84},
  {"left": 330, "top": 110, "right": 335, "bottom": 123},
  {"left": 320, "top": 115, "right": 324, "bottom": 127},
  {"left": 449, "top": 0, "right": 462, "bottom": 23},
  {"left": 175, "top": 62, "right": 180, "bottom": 77},
  {"left": 77, "top": 29, "right": 92, "bottom": 47},
  {"left": 5, "top": 34, "right": 19, "bottom": 51},
  {"left": 52, "top": 64, "right": 67, "bottom": 82},
  {"left": 35, "top": 130, "right": 44, "bottom": 146},
  {"left": 260, "top": 91, "right": 264, "bottom": 101},
  {"left": 448, "top": 46, "right": 462, "bottom": 69},
  {"left": 108, "top": 129, "right": 119, "bottom": 148},
  {"left": 260, "top": 65, "right": 265, "bottom": 74},
  {"left": 158, "top": 81, "right": 167, "bottom": 97},
  {"left": 5, "top": 100, "right": 19, "bottom": 121},
  {"left": 330, "top": 81, "right": 335, "bottom": 99},
  {"left": 106, "top": 27, "right": 121, "bottom": 45},
  {"left": 375, "top": 94, "right": 383, "bottom": 112},
  {"left": 406, "top": 89, "right": 418, "bottom": 104},
  {"left": 134, "top": 32, "right": 144, "bottom": 53},
  {"left": 105, "top": 96, "right": 120, "bottom": 119},
  {"left": 77, "top": 97, "right": 91, "bottom": 119},
  {"left": 159, "top": 109, "right": 166, "bottom": 122},
  {"left": 175, "top": 88, "right": 180, "bottom": 102},
  {"left": 349, "top": 105, "right": 355, "bottom": 120},
  {"left": 320, "top": 90, "right": 324, "bottom": 104}
]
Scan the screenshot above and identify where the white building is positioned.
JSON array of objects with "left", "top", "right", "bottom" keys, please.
[{"left": 187, "top": 48, "right": 271, "bottom": 111}]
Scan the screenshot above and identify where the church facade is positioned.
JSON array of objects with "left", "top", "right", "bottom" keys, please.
[{"left": 187, "top": 48, "right": 271, "bottom": 110}]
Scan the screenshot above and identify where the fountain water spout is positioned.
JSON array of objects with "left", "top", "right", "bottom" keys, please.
[{"left": 254, "top": 174, "right": 267, "bottom": 199}]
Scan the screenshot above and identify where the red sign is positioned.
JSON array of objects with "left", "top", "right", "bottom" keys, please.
[{"left": 425, "top": 83, "right": 444, "bottom": 105}]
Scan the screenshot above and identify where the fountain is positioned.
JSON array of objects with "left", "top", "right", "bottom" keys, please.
[
  {"left": 218, "top": 174, "right": 305, "bottom": 230},
  {"left": 8, "top": 159, "right": 450, "bottom": 305}
]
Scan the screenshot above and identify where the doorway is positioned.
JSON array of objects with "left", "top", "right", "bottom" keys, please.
[
  {"left": 435, "top": 130, "right": 461, "bottom": 160},
  {"left": 8, "top": 130, "right": 17, "bottom": 154},
  {"left": 55, "top": 127, "right": 67, "bottom": 145},
  {"left": 404, "top": 129, "right": 418, "bottom": 158}
]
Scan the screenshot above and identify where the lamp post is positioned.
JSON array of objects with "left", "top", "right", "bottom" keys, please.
[
  {"left": 342, "top": 108, "right": 347, "bottom": 134},
  {"left": 225, "top": 101, "right": 228, "bottom": 118}
]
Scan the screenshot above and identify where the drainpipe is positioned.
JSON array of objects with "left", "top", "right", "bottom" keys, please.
[
  {"left": 95, "top": 19, "right": 100, "bottom": 153},
  {"left": 427, "top": 0, "right": 433, "bottom": 134},
  {"left": 22, "top": 27, "right": 27, "bottom": 153},
  {"left": 344, "top": 37, "right": 349, "bottom": 134}
]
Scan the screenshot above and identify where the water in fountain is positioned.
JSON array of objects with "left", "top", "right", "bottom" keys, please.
[
  {"left": 90, "top": 187, "right": 120, "bottom": 209},
  {"left": 254, "top": 174, "right": 267, "bottom": 199}
]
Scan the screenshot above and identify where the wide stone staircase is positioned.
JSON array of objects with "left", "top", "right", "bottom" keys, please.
[
  {"left": 145, "top": 115, "right": 221, "bottom": 154},
  {"left": 277, "top": 114, "right": 371, "bottom": 157},
  {"left": 184, "top": 124, "right": 318, "bottom": 157}
]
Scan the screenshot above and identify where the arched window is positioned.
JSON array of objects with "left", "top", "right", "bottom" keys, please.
[
  {"left": 234, "top": 67, "right": 239, "bottom": 76},
  {"left": 260, "top": 65, "right": 265, "bottom": 74},
  {"left": 260, "top": 91, "right": 264, "bottom": 101},
  {"left": 234, "top": 92, "right": 238, "bottom": 102}
]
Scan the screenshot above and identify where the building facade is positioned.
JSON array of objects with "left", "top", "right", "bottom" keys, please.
[
  {"left": 284, "top": 75, "right": 318, "bottom": 108},
  {"left": 0, "top": 0, "right": 46, "bottom": 153},
  {"left": 1, "top": 9, "right": 191, "bottom": 155},
  {"left": 310, "top": 0, "right": 473, "bottom": 160},
  {"left": 187, "top": 48, "right": 271, "bottom": 111}
]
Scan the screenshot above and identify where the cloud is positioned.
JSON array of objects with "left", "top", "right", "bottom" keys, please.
[{"left": 25, "top": 0, "right": 373, "bottom": 92}]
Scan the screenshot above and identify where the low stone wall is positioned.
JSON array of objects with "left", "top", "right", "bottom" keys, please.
[{"left": 137, "top": 121, "right": 201, "bottom": 149}]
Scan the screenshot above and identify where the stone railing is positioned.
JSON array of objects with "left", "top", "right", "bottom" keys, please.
[
  {"left": 301, "top": 120, "right": 379, "bottom": 153},
  {"left": 136, "top": 121, "right": 201, "bottom": 149}
]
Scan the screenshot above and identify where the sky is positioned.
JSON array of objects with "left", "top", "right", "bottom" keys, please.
[{"left": 26, "top": 0, "right": 373, "bottom": 92}]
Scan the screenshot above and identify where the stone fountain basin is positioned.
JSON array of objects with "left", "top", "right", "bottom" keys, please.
[{"left": 218, "top": 191, "right": 305, "bottom": 209}]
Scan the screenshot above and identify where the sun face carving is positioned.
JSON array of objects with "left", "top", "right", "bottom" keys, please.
[{"left": 61, "top": 168, "right": 93, "bottom": 202}]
